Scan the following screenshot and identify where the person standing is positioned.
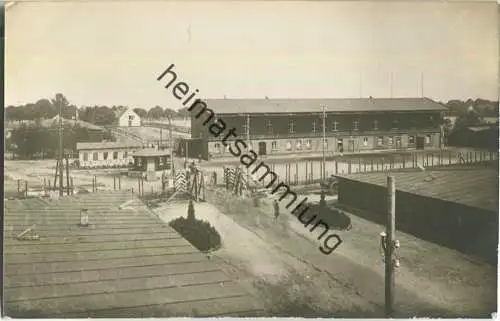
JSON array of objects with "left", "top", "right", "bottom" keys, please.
[{"left": 273, "top": 199, "right": 280, "bottom": 221}]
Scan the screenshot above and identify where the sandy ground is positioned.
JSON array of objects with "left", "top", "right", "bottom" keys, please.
[{"left": 152, "top": 188, "right": 496, "bottom": 318}]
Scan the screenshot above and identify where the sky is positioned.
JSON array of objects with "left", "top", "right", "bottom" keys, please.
[{"left": 5, "top": 0, "right": 499, "bottom": 110}]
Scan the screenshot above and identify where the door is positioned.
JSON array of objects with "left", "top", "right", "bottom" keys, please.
[
  {"left": 348, "top": 139, "right": 355, "bottom": 153},
  {"left": 416, "top": 136, "right": 425, "bottom": 150},
  {"left": 337, "top": 138, "right": 344, "bottom": 153},
  {"left": 258, "top": 142, "right": 267, "bottom": 156}
]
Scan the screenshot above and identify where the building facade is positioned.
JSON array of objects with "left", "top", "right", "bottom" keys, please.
[
  {"left": 117, "top": 108, "right": 141, "bottom": 127},
  {"left": 76, "top": 142, "right": 142, "bottom": 168},
  {"left": 190, "top": 98, "right": 447, "bottom": 158}
]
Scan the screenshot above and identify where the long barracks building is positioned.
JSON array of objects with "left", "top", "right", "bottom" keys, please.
[{"left": 190, "top": 97, "right": 447, "bottom": 158}]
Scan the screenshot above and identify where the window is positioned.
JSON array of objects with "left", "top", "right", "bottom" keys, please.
[
  {"left": 137, "top": 158, "right": 142, "bottom": 167},
  {"left": 353, "top": 120, "right": 359, "bottom": 131},
  {"left": 396, "top": 136, "right": 401, "bottom": 146},
  {"left": 286, "top": 140, "right": 292, "bottom": 150},
  {"left": 93, "top": 152, "right": 98, "bottom": 161},
  {"left": 289, "top": 120, "right": 295, "bottom": 134},
  {"left": 267, "top": 120, "right": 273, "bottom": 134},
  {"left": 388, "top": 137, "right": 394, "bottom": 145},
  {"left": 214, "top": 143, "right": 221, "bottom": 154},
  {"left": 322, "top": 139, "right": 328, "bottom": 149},
  {"left": 332, "top": 120, "right": 338, "bottom": 132},
  {"left": 296, "top": 140, "right": 302, "bottom": 150},
  {"left": 306, "top": 139, "right": 312, "bottom": 150},
  {"left": 113, "top": 152, "right": 118, "bottom": 160},
  {"left": 373, "top": 120, "right": 379, "bottom": 130},
  {"left": 363, "top": 137, "right": 368, "bottom": 146},
  {"left": 83, "top": 152, "right": 88, "bottom": 161},
  {"left": 271, "top": 141, "right": 278, "bottom": 150},
  {"left": 159, "top": 156, "right": 164, "bottom": 166},
  {"left": 103, "top": 152, "right": 109, "bottom": 160},
  {"left": 377, "top": 136, "right": 383, "bottom": 145},
  {"left": 129, "top": 115, "right": 134, "bottom": 120},
  {"left": 425, "top": 135, "right": 431, "bottom": 144},
  {"left": 312, "top": 120, "right": 317, "bottom": 133},
  {"left": 123, "top": 151, "right": 128, "bottom": 159},
  {"left": 408, "top": 136, "right": 415, "bottom": 144}
]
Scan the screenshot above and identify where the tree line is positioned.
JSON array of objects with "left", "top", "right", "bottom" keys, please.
[{"left": 6, "top": 94, "right": 191, "bottom": 126}]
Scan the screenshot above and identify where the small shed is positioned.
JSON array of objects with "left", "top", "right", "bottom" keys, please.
[{"left": 130, "top": 148, "right": 172, "bottom": 180}]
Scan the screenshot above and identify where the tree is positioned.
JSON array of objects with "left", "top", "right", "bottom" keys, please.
[
  {"left": 133, "top": 108, "right": 147, "bottom": 119},
  {"left": 455, "top": 106, "right": 483, "bottom": 129},
  {"left": 187, "top": 199, "right": 195, "bottom": 221},
  {"left": 163, "top": 108, "right": 178, "bottom": 119},
  {"left": 177, "top": 107, "right": 190, "bottom": 119},
  {"left": 147, "top": 106, "right": 164, "bottom": 119}
]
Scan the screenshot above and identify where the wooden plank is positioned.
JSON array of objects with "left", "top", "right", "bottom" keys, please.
[
  {"left": 5, "top": 260, "right": 222, "bottom": 288},
  {"left": 5, "top": 237, "right": 193, "bottom": 254},
  {"left": 3, "top": 228, "right": 179, "bottom": 238},
  {"left": 4, "top": 233, "right": 181, "bottom": 246},
  {"left": 65, "top": 295, "right": 263, "bottom": 318},
  {"left": 5, "top": 252, "right": 208, "bottom": 275},
  {"left": 6, "top": 245, "right": 196, "bottom": 264},
  {"left": 6, "top": 270, "right": 231, "bottom": 302},
  {"left": 4, "top": 224, "right": 169, "bottom": 232},
  {"left": 6, "top": 281, "right": 249, "bottom": 316}
]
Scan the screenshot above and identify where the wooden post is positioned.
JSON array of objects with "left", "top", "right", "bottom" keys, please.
[
  {"left": 66, "top": 157, "right": 70, "bottom": 196},
  {"left": 449, "top": 151, "right": 452, "bottom": 165},
  {"left": 71, "top": 177, "right": 74, "bottom": 195},
  {"left": 17, "top": 180, "right": 20, "bottom": 194},
  {"left": 358, "top": 158, "right": 362, "bottom": 173},
  {"left": 119, "top": 176, "right": 121, "bottom": 190},
  {"left": 295, "top": 163, "right": 298, "bottom": 185},
  {"left": 305, "top": 162, "right": 309, "bottom": 184},
  {"left": 53, "top": 160, "right": 58, "bottom": 191},
  {"left": 402, "top": 155, "right": 406, "bottom": 169},
  {"left": 48, "top": 180, "right": 52, "bottom": 191},
  {"left": 25, "top": 180, "right": 28, "bottom": 198},
  {"left": 335, "top": 160, "right": 338, "bottom": 175},
  {"left": 371, "top": 159, "right": 373, "bottom": 172},
  {"left": 138, "top": 177, "right": 141, "bottom": 195},
  {"left": 114, "top": 177, "right": 116, "bottom": 191},
  {"left": 348, "top": 159, "right": 352, "bottom": 174},
  {"left": 385, "top": 175, "right": 396, "bottom": 317},
  {"left": 141, "top": 177, "right": 144, "bottom": 197}
]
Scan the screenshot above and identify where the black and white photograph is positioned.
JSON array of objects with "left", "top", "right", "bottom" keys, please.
[{"left": 3, "top": 0, "right": 499, "bottom": 318}]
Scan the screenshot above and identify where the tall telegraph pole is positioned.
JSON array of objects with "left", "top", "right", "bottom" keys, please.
[
  {"left": 322, "top": 105, "right": 326, "bottom": 180},
  {"left": 58, "top": 99, "right": 64, "bottom": 196},
  {"left": 385, "top": 175, "right": 396, "bottom": 317}
]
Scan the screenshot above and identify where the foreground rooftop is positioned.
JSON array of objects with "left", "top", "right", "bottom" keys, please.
[{"left": 4, "top": 191, "right": 263, "bottom": 317}]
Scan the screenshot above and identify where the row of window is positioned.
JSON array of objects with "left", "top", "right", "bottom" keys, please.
[
  {"left": 82, "top": 151, "right": 129, "bottom": 161},
  {"left": 213, "top": 135, "right": 432, "bottom": 153},
  {"left": 242, "top": 117, "right": 436, "bottom": 134}
]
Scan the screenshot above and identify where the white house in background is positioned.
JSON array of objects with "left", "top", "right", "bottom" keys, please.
[{"left": 116, "top": 108, "right": 141, "bottom": 127}]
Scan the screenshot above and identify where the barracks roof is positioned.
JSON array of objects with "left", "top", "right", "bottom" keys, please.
[
  {"left": 337, "top": 168, "right": 498, "bottom": 213},
  {"left": 201, "top": 97, "right": 447, "bottom": 115}
]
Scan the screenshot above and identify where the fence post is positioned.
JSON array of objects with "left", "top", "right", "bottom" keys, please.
[
  {"left": 364, "top": 159, "right": 367, "bottom": 172},
  {"left": 295, "top": 162, "right": 299, "bottom": 185},
  {"left": 25, "top": 180, "right": 28, "bottom": 198},
  {"left": 449, "top": 151, "right": 452, "bottom": 165},
  {"left": 371, "top": 159, "right": 374, "bottom": 172},
  {"left": 335, "top": 160, "right": 338, "bottom": 175},
  {"left": 358, "top": 158, "right": 362, "bottom": 173},
  {"left": 348, "top": 159, "right": 352, "bottom": 174},
  {"left": 71, "top": 177, "right": 74, "bottom": 195},
  {"left": 138, "top": 177, "right": 141, "bottom": 195}
]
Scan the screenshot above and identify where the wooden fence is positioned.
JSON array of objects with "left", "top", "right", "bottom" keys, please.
[{"left": 205, "top": 149, "right": 499, "bottom": 188}]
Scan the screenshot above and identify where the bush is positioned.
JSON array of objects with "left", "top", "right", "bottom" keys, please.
[
  {"left": 169, "top": 216, "right": 222, "bottom": 252},
  {"left": 308, "top": 203, "right": 352, "bottom": 231}
]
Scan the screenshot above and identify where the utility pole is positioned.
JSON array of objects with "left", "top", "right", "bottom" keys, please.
[
  {"left": 168, "top": 116, "right": 174, "bottom": 174},
  {"left": 246, "top": 114, "right": 250, "bottom": 182},
  {"left": 58, "top": 100, "right": 64, "bottom": 196},
  {"left": 322, "top": 105, "right": 326, "bottom": 180},
  {"left": 385, "top": 175, "right": 396, "bottom": 317}
]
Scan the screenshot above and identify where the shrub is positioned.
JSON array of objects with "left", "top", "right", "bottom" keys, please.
[
  {"left": 169, "top": 216, "right": 222, "bottom": 252},
  {"left": 308, "top": 203, "right": 352, "bottom": 231}
]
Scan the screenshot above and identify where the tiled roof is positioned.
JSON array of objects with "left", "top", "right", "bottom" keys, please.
[
  {"left": 201, "top": 97, "right": 447, "bottom": 114},
  {"left": 3, "top": 191, "right": 263, "bottom": 317},
  {"left": 338, "top": 168, "right": 498, "bottom": 212},
  {"left": 76, "top": 141, "right": 142, "bottom": 150}
]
